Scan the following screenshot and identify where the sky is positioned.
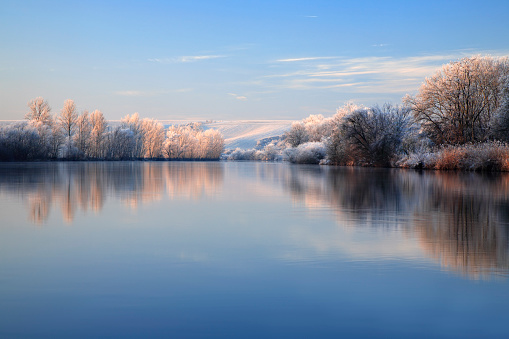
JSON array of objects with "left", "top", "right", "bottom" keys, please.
[{"left": 1, "top": 0, "right": 509, "bottom": 121}]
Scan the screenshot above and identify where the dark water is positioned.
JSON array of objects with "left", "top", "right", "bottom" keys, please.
[{"left": 1, "top": 162, "right": 508, "bottom": 338}]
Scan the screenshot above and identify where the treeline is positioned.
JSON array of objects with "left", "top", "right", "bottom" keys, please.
[
  {"left": 225, "top": 55, "right": 509, "bottom": 170},
  {"left": 0, "top": 99, "right": 224, "bottom": 161}
]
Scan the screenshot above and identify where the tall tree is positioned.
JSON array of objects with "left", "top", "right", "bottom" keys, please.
[
  {"left": 89, "top": 110, "right": 107, "bottom": 158},
  {"left": 74, "top": 110, "right": 92, "bottom": 156},
  {"left": 58, "top": 99, "right": 78, "bottom": 138},
  {"left": 26, "top": 97, "right": 52, "bottom": 126},
  {"left": 404, "top": 55, "right": 509, "bottom": 145}
]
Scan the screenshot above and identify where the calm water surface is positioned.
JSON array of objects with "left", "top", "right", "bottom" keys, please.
[{"left": 1, "top": 162, "right": 508, "bottom": 338}]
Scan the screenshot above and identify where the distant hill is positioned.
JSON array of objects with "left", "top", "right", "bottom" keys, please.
[{"left": 203, "top": 120, "right": 292, "bottom": 149}]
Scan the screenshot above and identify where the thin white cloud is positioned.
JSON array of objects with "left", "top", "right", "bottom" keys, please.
[
  {"left": 179, "top": 55, "right": 225, "bottom": 62},
  {"left": 260, "top": 51, "right": 507, "bottom": 94},
  {"left": 304, "top": 15, "right": 318, "bottom": 18},
  {"left": 148, "top": 55, "right": 226, "bottom": 64},
  {"left": 277, "top": 56, "right": 337, "bottom": 62},
  {"left": 228, "top": 93, "right": 248, "bottom": 101}
]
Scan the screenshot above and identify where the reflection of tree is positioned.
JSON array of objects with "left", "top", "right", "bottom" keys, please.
[
  {"left": 164, "top": 162, "right": 223, "bottom": 200},
  {"left": 414, "top": 173, "right": 509, "bottom": 279},
  {"left": 0, "top": 162, "right": 223, "bottom": 224},
  {"left": 280, "top": 166, "right": 509, "bottom": 279},
  {"left": 28, "top": 194, "right": 49, "bottom": 224}
]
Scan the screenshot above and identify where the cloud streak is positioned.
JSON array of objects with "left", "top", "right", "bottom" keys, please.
[
  {"left": 277, "top": 56, "right": 337, "bottom": 62},
  {"left": 261, "top": 52, "right": 490, "bottom": 94},
  {"left": 148, "top": 55, "right": 226, "bottom": 64},
  {"left": 228, "top": 93, "right": 248, "bottom": 101}
]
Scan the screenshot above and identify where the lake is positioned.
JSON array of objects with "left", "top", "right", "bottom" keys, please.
[{"left": 1, "top": 161, "right": 508, "bottom": 338}]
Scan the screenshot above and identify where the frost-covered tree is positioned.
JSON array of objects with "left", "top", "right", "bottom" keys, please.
[
  {"left": 327, "top": 104, "right": 414, "bottom": 167},
  {"left": 324, "top": 103, "right": 362, "bottom": 165},
  {"left": 197, "top": 129, "right": 224, "bottom": 159},
  {"left": 163, "top": 125, "right": 198, "bottom": 159},
  {"left": 58, "top": 99, "right": 78, "bottom": 138},
  {"left": 89, "top": 110, "right": 107, "bottom": 159},
  {"left": 163, "top": 124, "right": 224, "bottom": 160},
  {"left": 141, "top": 119, "right": 165, "bottom": 158},
  {"left": 105, "top": 127, "right": 136, "bottom": 160},
  {"left": 302, "top": 114, "right": 334, "bottom": 142},
  {"left": 491, "top": 78, "right": 509, "bottom": 141},
  {"left": 284, "top": 122, "right": 309, "bottom": 147},
  {"left": 26, "top": 97, "right": 52, "bottom": 126},
  {"left": 74, "top": 110, "right": 92, "bottom": 157},
  {"left": 404, "top": 55, "right": 509, "bottom": 145},
  {"left": 0, "top": 122, "right": 43, "bottom": 160},
  {"left": 120, "top": 113, "right": 145, "bottom": 158}
]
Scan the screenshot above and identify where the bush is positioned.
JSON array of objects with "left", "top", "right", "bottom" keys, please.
[
  {"left": 326, "top": 104, "right": 415, "bottom": 167},
  {"left": 284, "top": 142, "right": 326, "bottom": 164},
  {"left": 433, "top": 142, "right": 509, "bottom": 171}
]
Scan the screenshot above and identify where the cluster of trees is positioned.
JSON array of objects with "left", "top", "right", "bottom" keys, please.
[
  {"left": 0, "top": 99, "right": 224, "bottom": 161},
  {"left": 236, "top": 55, "right": 509, "bottom": 169}
]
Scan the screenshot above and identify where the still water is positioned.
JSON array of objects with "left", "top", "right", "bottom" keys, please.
[{"left": 0, "top": 161, "right": 508, "bottom": 338}]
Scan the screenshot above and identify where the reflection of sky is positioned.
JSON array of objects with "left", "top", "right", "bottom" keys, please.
[
  {"left": 2, "top": 162, "right": 509, "bottom": 337},
  {"left": 1, "top": 162, "right": 508, "bottom": 279}
]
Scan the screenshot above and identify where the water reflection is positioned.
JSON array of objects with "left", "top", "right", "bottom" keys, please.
[
  {"left": 1, "top": 162, "right": 509, "bottom": 279},
  {"left": 282, "top": 166, "right": 509, "bottom": 279},
  {"left": 0, "top": 162, "right": 223, "bottom": 224}
]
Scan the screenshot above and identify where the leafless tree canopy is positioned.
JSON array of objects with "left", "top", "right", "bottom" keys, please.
[
  {"left": 404, "top": 55, "right": 509, "bottom": 145},
  {"left": 26, "top": 97, "right": 52, "bottom": 126}
]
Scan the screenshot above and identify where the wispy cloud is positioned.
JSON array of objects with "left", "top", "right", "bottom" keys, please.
[
  {"left": 304, "top": 15, "right": 318, "bottom": 18},
  {"left": 260, "top": 52, "right": 487, "bottom": 94},
  {"left": 277, "top": 56, "right": 337, "bottom": 62},
  {"left": 148, "top": 55, "right": 226, "bottom": 64},
  {"left": 228, "top": 93, "right": 247, "bottom": 101}
]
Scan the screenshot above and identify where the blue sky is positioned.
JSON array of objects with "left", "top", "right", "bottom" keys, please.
[{"left": 1, "top": 0, "right": 508, "bottom": 120}]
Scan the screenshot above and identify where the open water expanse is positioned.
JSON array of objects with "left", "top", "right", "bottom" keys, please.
[{"left": 1, "top": 161, "right": 509, "bottom": 338}]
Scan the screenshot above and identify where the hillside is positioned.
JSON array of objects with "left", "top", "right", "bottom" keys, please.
[{"left": 203, "top": 120, "right": 292, "bottom": 149}]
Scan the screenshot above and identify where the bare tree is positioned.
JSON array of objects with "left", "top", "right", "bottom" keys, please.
[
  {"left": 404, "top": 55, "right": 509, "bottom": 145},
  {"left": 58, "top": 99, "right": 78, "bottom": 138},
  {"left": 163, "top": 124, "right": 224, "bottom": 160},
  {"left": 74, "top": 110, "right": 92, "bottom": 157},
  {"left": 327, "top": 104, "right": 413, "bottom": 167},
  {"left": 26, "top": 97, "right": 52, "bottom": 126},
  {"left": 141, "top": 119, "right": 165, "bottom": 158},
  {"left": 89, "top": 110, "right": 107, "bottom": 158},
  {"left": 284, "top": 122, "right": 309, "bottom": 147}
]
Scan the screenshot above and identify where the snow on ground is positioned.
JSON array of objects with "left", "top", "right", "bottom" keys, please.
[{"left": 203, "top": 120, "right": 292, "bottom": 149}]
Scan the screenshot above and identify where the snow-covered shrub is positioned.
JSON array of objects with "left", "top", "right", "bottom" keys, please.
[
  {"left": 225, "top": 148, "right": 258, "bottom": 160},
  {"left": 224, "top": 142, "right": 283, "bottom": 161},
  {"left": 284, "top": 142, "right": 326, "bottom": 164},
  {"left": 257, "top": 143, "right": 281, "bottom": 161}
]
